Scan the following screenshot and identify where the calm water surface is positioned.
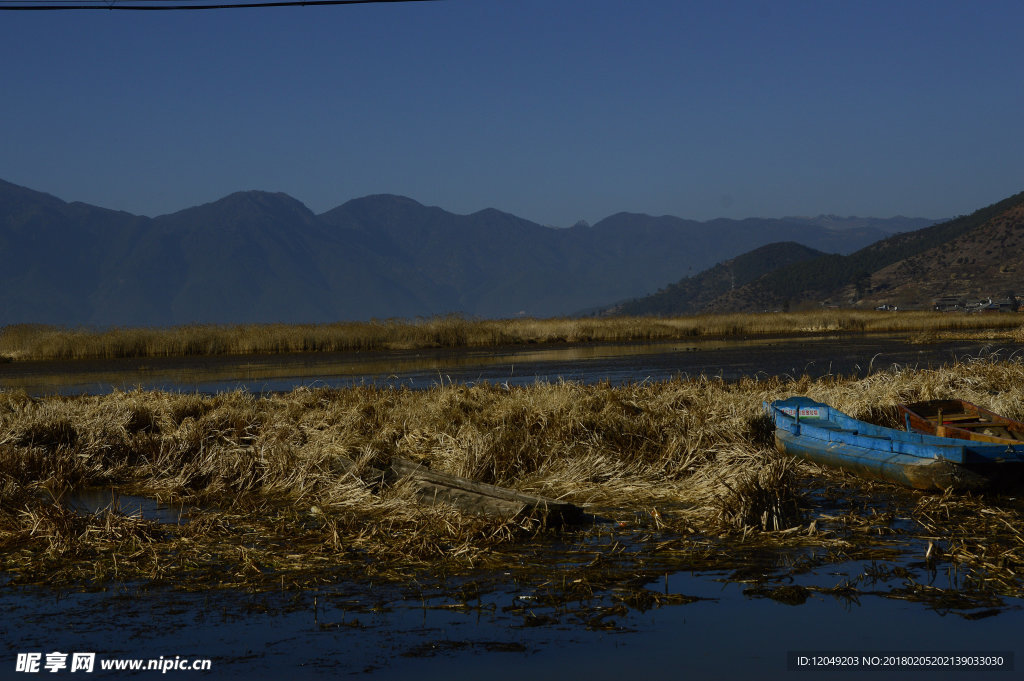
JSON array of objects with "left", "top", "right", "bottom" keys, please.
[
  {"left": 1, "top": 556, "right": 1018, "bottom": 680},
  {"left": 3, "top": 334, "right": 1021, "bottom": 396}
]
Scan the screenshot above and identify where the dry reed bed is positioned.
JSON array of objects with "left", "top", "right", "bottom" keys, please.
[
  {"left": 2, "top": 358, "right": 1024, "bottom": 597},
  {"left": 2, "top": 310, "right": 1022, "bottom": 361}
]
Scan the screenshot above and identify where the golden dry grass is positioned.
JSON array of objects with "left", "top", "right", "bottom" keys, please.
[
  {"left": 1, "top": 310, "right": 1022, "bottom": 361},
  {"left": 2, "top": 356, "right": 1024, "bottom": 594}
]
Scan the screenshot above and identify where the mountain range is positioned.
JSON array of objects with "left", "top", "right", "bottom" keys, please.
[{"left": 0, "top": 178, "right": 937, "bottom": 326}]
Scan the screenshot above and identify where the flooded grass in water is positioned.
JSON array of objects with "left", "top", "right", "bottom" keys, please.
[
  {"left": 3, "top": 358, "right": 1024, "bottom": 674},
  {"left": 1, "top": 360, "right": 1023, "bottom": 592}
]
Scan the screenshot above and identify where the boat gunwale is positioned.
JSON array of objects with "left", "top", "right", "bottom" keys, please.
[
  {"left": 769, "top": 399, "right": 968, "bottom": 464},
  {"left": 898, "top": 399, "right": 1024, "bottom": 445}
]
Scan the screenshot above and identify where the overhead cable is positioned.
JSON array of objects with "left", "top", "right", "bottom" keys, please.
[{"left": 0, "top": 0, "right": 441, "bottom": 10}]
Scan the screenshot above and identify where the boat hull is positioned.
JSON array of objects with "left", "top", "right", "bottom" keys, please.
[
  {"left": 773, "top": 430, "right": 990, "bottom": 491},
  {"left": 768, "top": 397, "right": 1024, "bottom": 492}
]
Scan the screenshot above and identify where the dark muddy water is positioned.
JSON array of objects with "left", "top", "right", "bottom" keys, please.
[
  {"left": 6, "top": 483, "right": 1024, "bottom": 680},
  {"left": 1, "top": 551, "right": 1018, "bottom": 680},
  {"left": 2, "top": 333, "right": 1021, "bottom": 396}
]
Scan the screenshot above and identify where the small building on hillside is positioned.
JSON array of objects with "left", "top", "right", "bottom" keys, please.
[
  {"left": 988, "top": 297, "right": 1019, "bottom": 312},
  {"left": 933, "top": 295, "right": 966, "bottom": 312}
]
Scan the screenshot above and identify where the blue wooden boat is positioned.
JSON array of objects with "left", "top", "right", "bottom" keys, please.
[{"left": 766, "top": 396, "right": 1024, "bottom": 491}]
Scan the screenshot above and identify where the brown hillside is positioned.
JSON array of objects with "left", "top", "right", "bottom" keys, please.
[
  {"left": 705, "top": 195, "right": 1024, "bottom": 313},
  {"left": 860, "top": 202, "right": 1024, "bottom": 308}
]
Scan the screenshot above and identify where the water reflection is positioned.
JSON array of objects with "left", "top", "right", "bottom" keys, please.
[
  {"left": 1, "top": 334, "right": 1017, "bottom": 397},
  {"left": 0, "top": 563, "right": 1017, "bottom": 680},
  {"left": 61, "top": 488, "right": 190, "bottom": 525}
]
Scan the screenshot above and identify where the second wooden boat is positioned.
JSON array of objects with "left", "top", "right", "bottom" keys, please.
[{"left": 898, "top": 399, "right": 1024, "bottom": 444}]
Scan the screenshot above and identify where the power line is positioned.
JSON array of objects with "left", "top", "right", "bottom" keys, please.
[{"left": 0, "top": 0, "right": 441, "bottom": 9}]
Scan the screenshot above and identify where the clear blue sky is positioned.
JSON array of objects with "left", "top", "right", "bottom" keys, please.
[{"left": 2, "top": 0, "right": 1023, "bottom": 226}]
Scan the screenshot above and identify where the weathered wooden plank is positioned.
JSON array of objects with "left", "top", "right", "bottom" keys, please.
[
  {"left": 388, "top": 456, "right": 586, "bottom": 523},
  {"left": 329, "top": 454, "right": 386, "bottom": 486},
  {"left": 325, "top": 454, "right": 586, "bottom": 522},
  {"left": 389, "top": 457, "right": 577, "bottom": 509},
  {"left": 405, "top": 479, "right": 530, "bottom": 517}
]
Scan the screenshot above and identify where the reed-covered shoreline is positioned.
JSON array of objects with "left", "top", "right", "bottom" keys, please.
[
  {"left": 2, "top": 311, "right": 1022, "bottom": 362},
  {"left": 3, "top": 357, "right": 1024, "bottom": 604}
]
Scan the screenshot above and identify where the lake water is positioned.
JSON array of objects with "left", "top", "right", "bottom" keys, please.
[
  {"left": 1, "top": 552, "right": 1018, "bottom": 680},
  {"left": 2, "top": 333, "right": 1020, "bottom": 396},
  {"left": 3, "top": 334, "right": 1024, "bottom": 679},
  {"left": 61, "top": 489, "right": 191, "bottom": 525}
]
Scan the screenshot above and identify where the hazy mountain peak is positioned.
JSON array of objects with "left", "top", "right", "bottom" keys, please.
[
  {"left": 781, "top": 214, "right": 940, "bottom": 233},
  {"left": 211, "top": 189, "right": 309, "bottom": 211},
  {"left": 0, "top": 178, "right": 68, "bottom": 211},
  {"left": 155, "top": 190, "right": 316, "bottom": 225},
  {"left": 468, "top": 206, "right": 529, "bottom": 221},
  {"left": 337, "top": 194, "right": 427, "bottom": 210}
]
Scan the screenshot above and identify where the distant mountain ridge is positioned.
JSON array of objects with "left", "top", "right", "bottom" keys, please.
[
  {"left": 0, "top": 178, "right": 938, "bottom": 326},
  {"left": 704, "top": 190, "right": 1024, "bottom": 312}
]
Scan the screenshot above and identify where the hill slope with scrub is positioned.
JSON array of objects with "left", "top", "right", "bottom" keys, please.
[
  {"left": 703, "top": 190, "right": 1024, "bottom": 312},
  {"left": 604, "top": 242, "right": 826, "bottom": 316}
]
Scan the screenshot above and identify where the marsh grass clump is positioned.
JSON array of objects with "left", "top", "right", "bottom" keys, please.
[
  {"left": 14, "top": 416, "right": 79, "bottom": 449},
  {"left": 911, "top": 492, "right": 1024, "bottom": 597},
  {"left": 0, "top": 499, "right": 169, "bottom": 584},
  {"left": 710, "top": 448, "right": 805, "bottom": 532}
]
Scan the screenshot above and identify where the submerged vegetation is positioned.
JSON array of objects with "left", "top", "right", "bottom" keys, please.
[
  {"left": 1, "top": 310, "right": 1023, "bottom": 361},
  {"left": 2, "top": 356, "right": 1024, "bottom": 617}
]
